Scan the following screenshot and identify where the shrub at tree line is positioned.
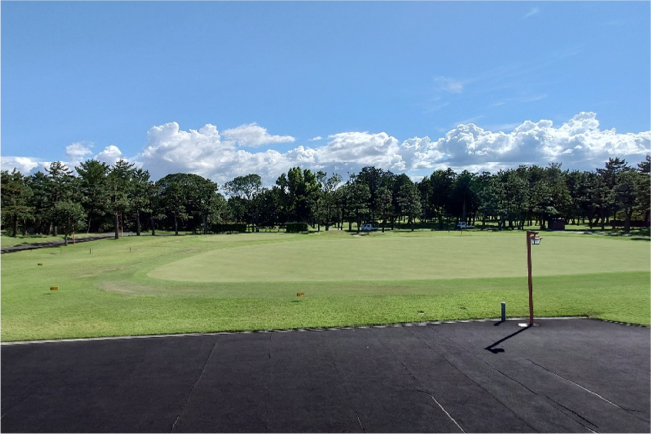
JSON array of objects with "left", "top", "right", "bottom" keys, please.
[
  {"left": 285, "top": 223, "right": 309, "bottom": 233},
  {"left": 211, "top": 223, "right": 247, "bottom": 234},
  {"left": 1, "top": 156, "right": 649, "bottom": 239}
]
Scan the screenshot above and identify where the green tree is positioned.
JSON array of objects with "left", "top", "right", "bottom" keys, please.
[
  {"left": 612, "top": 171, "right": 644, "bottom": 233},
  {"left": 191, "top": 176, "right": 221, "bottom": 234},
  {"left": 227, "top": 196, "right": 248, "bottom": 223},
  {"left": 493, "top": 169, "right": 528, "bottom": 229},
  {"left": 26, "top": 172, "right": 50, "bottom": 234},
  {"left": 587, "top": 172, "right": 610, "bottom": 230},
  {"left": 637, "top": 155, "right": 650, "bottom": 174},
  {"left": 130, "top": 168, "right": 154, "bottom": 236},
  {"left": 417, "top": 176, "right": 434, "bottom": 225},
  {"left": 49, "top": 201, "right": 87, "bottom": 246},
  {"left": 428, "top": 169, "right": 456, "bottom": 229},
  {"left": 320, "top": 172, "right": 342, "bottom": 231},
  {"left": 224, "top": 174, "right": 262, "bottom": 201},
  {"left": 450, "top": 170, "right": 476, "bottom": 224},
  {"left": 154, "top": 173, "right": 218, "bottom": 235},
  {"left": 44, "top": 162, "right": 76, "bottom": 235},
  {"left": 225, "top": 174, "right": 262, "bottom": 231},
  {"left": 354, "top": 167, "right": 388, "bottom": 222},
  {"left": 1, "top": 169, "right": 34, "bottom": 237},
  {"left": 564, "top": 170, "right": 589, "bottom": 225},
  {"left": 374, "top": 186, "right": 393, "bottom": 232},
  {"left": 276, "top": 167, "right": 320, "bottom": 223},
  {"left": 397, "top": 181, "right": 422, "bottom": 231},
  {"left": 108, "top": 160, "right": 136, "bottom": 239},
  {"left": 344, "top": 181, "right": 371, "bottom": 232},
  {"left": 472, "top": 171, "right": 498, "bottom": 229},
  {"left": 156, "top": 173, "right": 192, "bottom": 235},
  {"left": 635, "top": 156, "right": 650, "bottom": 224},
  {"left": 596, "top": 157, "right": 632, "bottom": 227},
  {"left": 254, "top": 187, "right": 284, "bottom": 229},
  {"left": 75, "top": 159, "right": 110, "bottom": 233},
  {"left": 527, "top": 164, "right": 569, "bottom": 230}
]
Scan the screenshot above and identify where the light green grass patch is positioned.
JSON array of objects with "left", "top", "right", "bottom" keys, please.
[{"left": 149, "top": 231, "right": 650, "bottom": 282}]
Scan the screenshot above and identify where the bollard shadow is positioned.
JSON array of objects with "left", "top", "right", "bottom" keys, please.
[
  {"left": 493, "top": 320, "right": 505, "bottom": 326},
  {"left": 485, "top": 326, "right": 529, "bottom": 353}
]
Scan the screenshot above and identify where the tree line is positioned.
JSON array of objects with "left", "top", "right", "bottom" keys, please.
[{"left": 1, "top": 156, "right": 649, "bottom": 243}]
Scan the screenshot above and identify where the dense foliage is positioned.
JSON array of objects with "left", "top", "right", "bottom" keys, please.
[{"left": 1, "top": 156, "right": 649, "bottom": 237}]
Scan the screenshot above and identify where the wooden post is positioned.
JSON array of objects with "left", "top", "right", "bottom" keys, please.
[{"left": 526, "top": 231, "right": 538, "bottom": 326}]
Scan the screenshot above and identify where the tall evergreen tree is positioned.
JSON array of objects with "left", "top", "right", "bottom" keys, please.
[
  {"left": 130, "top": 168, "right": 154, "bottom": 236},
  {"left": 428, "top": 169, "right": 456, "bottom": 229},
  {"left": 1, "top": 170, "right": 34, "bottom": 237},
  {"left": 108, "top": 160, "right": 136, "bottom": 239},
  {"left": 76, "top": 159, "right": 110, "bottom": 233},
  {"left": 44, "top": 161, "right": 76, "bottom": 235},
  {"left": 397, "top": 181, "right": 422, "bottom": 232},
  {"left": 374, "top": 186, "right": 393, "bottom": 232}
]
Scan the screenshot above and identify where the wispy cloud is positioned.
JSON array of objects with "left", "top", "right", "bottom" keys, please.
[
  {"left": 523, "top": 94, "right": 547, "bottom": 102},
  {"left": 422, "top": 101, "right": 450, "bottom": 114},
  {"left": 309, "top": 136, "right": 323, "bottom": 141},
  {"left": 433, "top": 76, "right": 465, "bottom": 94},
  {"left": 422, "top": 47, "right": 580, "bottom": 113},
  {"left": 489, "top": 94, "right": 547, "bottom": 109},
  {"left": 525, "top": 7, "right": 540, "bottom": 19},
  {"left": 421, "top": 77, "right": 466, "bottom": 113}
]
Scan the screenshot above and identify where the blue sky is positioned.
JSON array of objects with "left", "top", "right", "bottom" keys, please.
[{"left": 2, "top": 1, "right": 649, "bottom": 184}]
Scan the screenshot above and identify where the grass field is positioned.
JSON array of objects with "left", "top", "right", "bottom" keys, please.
[{"left": 1, "top": 230, "right": 649, "bottom": 341}]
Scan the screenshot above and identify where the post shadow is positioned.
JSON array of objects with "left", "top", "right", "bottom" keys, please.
[{"left": 484, "top": 326, "right": 529, "bottom": 353}]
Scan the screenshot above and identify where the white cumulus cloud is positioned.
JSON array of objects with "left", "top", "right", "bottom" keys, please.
[
  {"left": 2, "top": 114, "right": 649, "bottom": 185},
  {"left": 95, "top": 145, "right": 128, "bottom": 165},
  {"left": 398, "top": 112, "right": 650, "bottom": 172},
  {"left": 136, "top": 114, "right": 648, "bottom": 186},
  {"left": 222, "top": 123, "right": 295, "bottom": 147},
  {"left": 65, "top": 142, "right": 93, "bottom": 162},
  {"left": 137, "top": 123, "right": 402, "bottom": 185},
  {"left": 1, "top": 156, "right": 43, "bottom": 174}
]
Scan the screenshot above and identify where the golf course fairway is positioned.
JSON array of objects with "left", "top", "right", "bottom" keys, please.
[{"left": 2, "top": 230, "right": 649, "bottom": 341}]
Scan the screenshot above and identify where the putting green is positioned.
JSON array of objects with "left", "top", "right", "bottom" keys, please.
[{"left": 148, "top": 233, "right": 651, "bottom": 282}]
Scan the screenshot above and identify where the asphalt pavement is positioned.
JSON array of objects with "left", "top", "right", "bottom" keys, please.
[{"left": 2, "top": 318, "right": 649, "bottom": 433}]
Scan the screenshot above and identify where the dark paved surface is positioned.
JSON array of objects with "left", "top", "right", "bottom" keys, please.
[{"left": 2, "top": 319, "right": 649, "bottom": 433}]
